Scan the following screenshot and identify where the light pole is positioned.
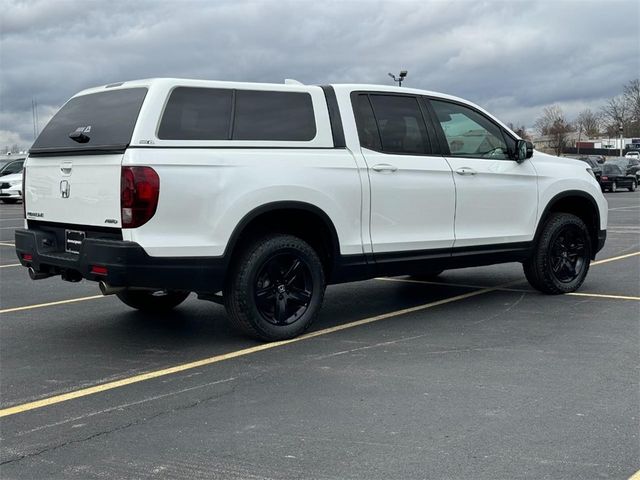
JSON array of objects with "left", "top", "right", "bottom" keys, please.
[
  {"left": 388, "top": 70, "right": 408, "bottom": 87},
  {"left": 619, "top": 124, "right": 624, "bottom": 157}
]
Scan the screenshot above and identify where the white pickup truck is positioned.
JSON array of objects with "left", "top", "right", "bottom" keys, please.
[{"left": 16, "top": 78, "right": 607, "bottom": 340}]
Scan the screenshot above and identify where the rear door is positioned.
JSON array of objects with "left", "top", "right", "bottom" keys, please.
[
  {"left": 352, "top": 92, "right": 456, "bottom": 254},
  {"left": 26, "top": 88, "right": 147, "bottom": 228},
  {"left": 426, "top": 98, "right": 538, "bottom": 248}
]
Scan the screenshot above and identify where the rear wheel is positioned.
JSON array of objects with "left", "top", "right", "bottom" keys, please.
[
  {"left": 224, "top": 234, "right": 325, "bottom": 341},
  {"left": 116, "top": 290, "right": 189, "bottom": 312},
  {"left": 523, "top": 213, "right": 591, "bottom": 294},
  {"left": 611, "top": 181, "right": 617, "bottom": 192},
  {"left": 629, "top": 180, "right": 637, "bottom": 192}
]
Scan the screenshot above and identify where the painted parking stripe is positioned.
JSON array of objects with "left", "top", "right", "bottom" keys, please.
[
  {"left": 0, "top": 242, "right": 15, "bottom": 247},
  {"left": 591, "top": 251, "right": 640, "bottom": 265},
  {"left": 0, "top": 284, "right": 510, "bottom": 418},
  {"left": 0, "top": 263, "right": 20, "bottom": 268},
  {"left": 629, "top": 469, "right": 640, "bottom": 480},
  {"left": 377, "top": 277, "right": 640, "bottom": 302},
  {"left": 0, "top": 295, "right": 106, "bottom": 314}
]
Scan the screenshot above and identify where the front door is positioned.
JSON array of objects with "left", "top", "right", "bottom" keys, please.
[{"left": 427, "top": 99, "right": 538, "bottom": 248}]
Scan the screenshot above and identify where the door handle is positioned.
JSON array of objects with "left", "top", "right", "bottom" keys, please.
[
  {"left": 455, "top": 167, "right": 477, "bottom": 176},
  {"left": 372, "top": 164, "right": 398, "bottom": 173}
]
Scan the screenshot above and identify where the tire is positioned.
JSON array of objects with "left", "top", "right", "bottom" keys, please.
[
  {"left": 611, "top": 181, "right": 617, "bottom": 192},
  {"left": 629, "top": 180, "right": 637, "bottom": 192},
  {"left": 116, "top": 290, "right": 189, "bottom": 312},
  {"left": 523, "top": 213, "right": 591, "bottom": 294},
  {"left": 224, "top": 234, "right": 325, "bottom": 341}
]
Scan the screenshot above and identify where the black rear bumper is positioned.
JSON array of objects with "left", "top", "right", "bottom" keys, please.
[{"left": 14, "top": 228, "right": 226, "bottom": 292}]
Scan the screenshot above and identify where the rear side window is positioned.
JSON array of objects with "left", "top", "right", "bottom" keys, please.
[
  {"left": 158, "top": 87, "right": 232, "bottom": 140},
  {"left": 233, "top": 90, "right": 316, "bottom": 141},
  {"left": 158, "top": 88, "right": 316, "bottom": 142},
  {"left": 367, "top": 95, "right": 430, "bottom": 154},
  {"left": 352, "top": 94, "right": 381, "bottom": 150},
  {"left": 31, "top": 88, "right": 147, "bottom": 153}
]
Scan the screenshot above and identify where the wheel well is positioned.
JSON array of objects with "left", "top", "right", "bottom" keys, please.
[
  {"left": 226, "top": 205, "right": 339, "bottom": 276},
  {"left": 540, "top": 193, "right": 600, "bottom": 254}
]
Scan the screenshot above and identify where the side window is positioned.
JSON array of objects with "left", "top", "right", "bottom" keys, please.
[
  {"left": 233, "top": 90, "right": 316, "bottom": 141},
  {"left": 6, "top": 161, "right": 24, "bottom": 174},
  {"left": 431, "top": 100, "right": 510, "bottom": 160},
  {"left": 352, "top": 94, "right": 381, "bottom": 150},
  {"left": 158, "top": 87, "right": 233, "bottom": 140},
  {"left": 368, "top": 95, "right": 430, "bottom": 154}
]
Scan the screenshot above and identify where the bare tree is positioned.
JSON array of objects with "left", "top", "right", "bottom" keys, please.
[
  {"left": 508, "top": 123, "right": 531, "bottom": 141},
  {"left": 623, "top": 78, "right": 640, "bottom": 136},
  {"left": 600, "top": 94, "right": 630, "bottom": 136},
  {"left": 534, "top": 105, "right": 573, "bottom": 156},
  {"left": 575, "top": 109, "right": 601, "bottom": 137}
]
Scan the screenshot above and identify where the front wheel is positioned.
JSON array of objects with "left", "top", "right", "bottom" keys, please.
[
  {"left": 116, "top": 290, "right": 189, "bottom": 312},
  {"left": 523, "top": 213, "right": 591, "bottom": 294},
  {"left": 629, "top": 180, "right": 637, "bottom": 192},
  {"left": 611, "top": 182, "right": 617, "bottom": 192},
  {"left": 224, "top": 234, "right": 325, "bottom": 341}
]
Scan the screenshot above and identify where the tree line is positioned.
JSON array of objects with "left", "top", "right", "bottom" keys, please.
[{"left": 524, "top": 78, "right": 640, "bottom": 156}]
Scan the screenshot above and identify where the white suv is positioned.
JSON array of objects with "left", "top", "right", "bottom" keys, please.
[{"left": 16, "top": 79, "right": 607, "bottom": 340}]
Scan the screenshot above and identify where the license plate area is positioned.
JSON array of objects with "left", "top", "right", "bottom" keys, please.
[{"left": 65, "top": 229, "right": 85, "bottom": 254}]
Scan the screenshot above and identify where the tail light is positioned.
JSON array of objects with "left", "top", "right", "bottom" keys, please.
[
  {"left": 121, "top": 166, "right": 160, "bottom": 228},
  {"left": 601, "top": 176, "right": 608, "bottom": 180}
]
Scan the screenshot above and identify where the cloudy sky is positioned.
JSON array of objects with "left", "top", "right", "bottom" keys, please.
[{"left": 1, "top": 0, "right": 639, "bottom": 149}]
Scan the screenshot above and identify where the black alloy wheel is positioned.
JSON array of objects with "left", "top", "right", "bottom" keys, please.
[
  {"left": 548, "top": 224, "right": 588, "bottom": 283},
  {"left": 224, "top": 234, "right": 325, "bottom": 341},
  {"left": 254, "top": 253, "right": 313, "bottom": 326}
]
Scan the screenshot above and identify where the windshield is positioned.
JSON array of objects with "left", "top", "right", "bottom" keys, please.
[{"left": 30, "top": 88, "right": 147, "bottom": 154}]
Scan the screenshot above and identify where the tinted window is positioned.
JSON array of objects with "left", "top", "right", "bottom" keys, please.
[
  {"left": 368, "top": 95, "right": 430, "bottom": 154},
  {"left": 431, "top": 100, "right": 509, "bottom": 159},
  {"left": 3, "top": 160, "right": 24, "bottom": 174},
  {"left": 31, "top": 88, "right": 147, "bottom": 152},
  {"left": 352, "top": 94, "right": 381, "bottom": 150},
  {"left": 603, "top": 164, "right": 622, "bottom": 175},
  {"left": 158, "top": 87, "right": 232, "bottom": 140},
  {"left": 233, "top": 90, "right": 316, "bottom": 141}
]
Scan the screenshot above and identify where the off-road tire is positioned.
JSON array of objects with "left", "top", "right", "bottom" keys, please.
[
  {"left": 224, "top": 234, "right": 325, "bottom": 341},
  {"left": 523, "top": 213, "right": 591, "bottom": 294}
]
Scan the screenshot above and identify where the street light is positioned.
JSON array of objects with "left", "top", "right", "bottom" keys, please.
[
  {"left": 388, "top": 70, "right": 408, "bottom": 87},
  {"left": 619, "top": 124, "right": 624, "bottom": 157}
]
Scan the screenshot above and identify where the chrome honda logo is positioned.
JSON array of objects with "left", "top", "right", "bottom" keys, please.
[{"left": 60, "top": 180, "right": 70, "bottom": 198}]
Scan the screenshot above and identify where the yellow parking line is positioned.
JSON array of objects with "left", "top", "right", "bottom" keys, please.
[
  {"left": 0, "top": 263, "right": 20, "bottom": 268},
  {"left": 377, "top": 278, "right": 640, "bottom": 302},
  {"left": 0, "top": 295, "right": 106, "bottom": 314},
  {"left": 566, "top": 292, "right": 640, "bottom": 301},
  {"left": 629, "top": 469, "right": 640, "bottom": 480},
  {"left": 592, "top": 251, "right": 640, "bottom": 265},
  {"left": 0, "top": 284, "right": 506, "bottom": 418}
]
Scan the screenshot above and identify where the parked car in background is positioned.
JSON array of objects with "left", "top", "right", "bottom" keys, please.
[
  {"left": 599, "top": 163, "right": 637, "bottom": 192},
  {"left": 0, "top": 172, "right": 23, "bottom": 203},
  {"left": 575, "top": 156, "right": 602, "bottom": 181},
  {"left": 625, "top": 151, "right": 639, "bottom": 160},
  {"left": 607, "top": 156, "right": 640, "bottom": 180},
  {"left": 0, "top": 158, "right": 25, "bottom": 177}
]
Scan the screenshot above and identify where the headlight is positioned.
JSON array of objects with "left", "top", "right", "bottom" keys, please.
[{"left": 586, "top": 168, "right": 596, "bottom": 179}]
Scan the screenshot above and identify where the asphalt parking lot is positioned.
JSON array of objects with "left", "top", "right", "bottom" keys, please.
[{"left": 0, "top": 193, "right": 638, "bottom": 480}]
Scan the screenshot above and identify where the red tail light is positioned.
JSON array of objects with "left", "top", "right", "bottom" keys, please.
[
  {"left": 601, "top": 176, "right": 608, "bottom": 180},
  {"left": 121, "top": 166, "right": 160, "bottom": 228}
]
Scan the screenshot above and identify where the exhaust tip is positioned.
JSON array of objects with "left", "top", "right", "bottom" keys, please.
[
  {"left": 28, "top": 267, "right": 53, "bottom": 280},
  {"left": 99, "top": 281, "right": 125, "bottom": 296}
]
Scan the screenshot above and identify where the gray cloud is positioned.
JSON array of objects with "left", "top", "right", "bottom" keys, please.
[{"left": 1, "top": 0, "right": 638, "bottom": 148}]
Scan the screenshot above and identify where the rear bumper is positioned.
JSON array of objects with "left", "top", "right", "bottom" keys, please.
[{"left": 14, "top": 228, "right": 226, "bottom": 292}]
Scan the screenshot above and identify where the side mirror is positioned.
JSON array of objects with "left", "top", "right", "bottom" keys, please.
[{"left": 515, "top": 140, "right": 534, "bottom": 162}]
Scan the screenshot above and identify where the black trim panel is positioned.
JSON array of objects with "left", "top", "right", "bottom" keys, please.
[
  {"left": 320, "top": 86, "right": 346, "bottom": 148},
  {"left": 15, "top": 228, "right": 226, "bottom": 292},
  {"left": 29, "top": 147, "right": 127, "bottom": 157}
]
